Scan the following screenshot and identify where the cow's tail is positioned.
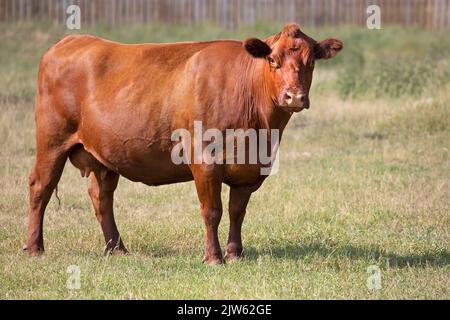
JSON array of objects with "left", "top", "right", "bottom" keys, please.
[{"left": 54, "top": 185, "right": 61, "bottom": 208}]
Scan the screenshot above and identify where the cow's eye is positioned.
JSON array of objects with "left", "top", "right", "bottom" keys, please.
[
  {"left": 290, "top": 47, "right": 299, "bottom": 52},
  {"left": 268, "top": 56, "right": 280, "bottom": 69}
]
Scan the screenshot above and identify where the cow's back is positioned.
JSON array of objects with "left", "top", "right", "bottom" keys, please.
[{"left": 38, "top": 34, "right": 216, "bottom": 128}]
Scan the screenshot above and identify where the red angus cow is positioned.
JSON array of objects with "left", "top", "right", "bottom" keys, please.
[{"left": 26, "top": 23, "right": 342, "bottom": 264}]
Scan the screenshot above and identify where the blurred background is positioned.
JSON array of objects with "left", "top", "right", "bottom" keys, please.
[
  {"left": 0, "top": 1, "right": 449, "bottom": 299},
  {"left": 1, "top": 0, "right": 450, "bottom": 29}
]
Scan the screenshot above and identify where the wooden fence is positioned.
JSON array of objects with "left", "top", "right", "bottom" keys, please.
[{"left": 1, "top": 0, "right": 450, "bottom": 29}]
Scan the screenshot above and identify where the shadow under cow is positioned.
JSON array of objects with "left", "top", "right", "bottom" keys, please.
[{"left": 242, "top": 242, "right": 450, "bottom": 269}]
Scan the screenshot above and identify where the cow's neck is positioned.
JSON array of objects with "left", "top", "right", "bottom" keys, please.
[{"left": 260, "top": 98, "right": 293, "bottom": 134}]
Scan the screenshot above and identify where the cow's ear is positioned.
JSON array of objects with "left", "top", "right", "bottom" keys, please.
[
  {"left": 244, "top": 38, "right": 272, "bottom": 58},
  {"left": 314, "top": 38, "right": 343, "bottom": 60}
]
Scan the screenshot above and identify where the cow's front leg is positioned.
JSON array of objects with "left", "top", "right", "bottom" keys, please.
[
  {"left": 191, "top": 164, "right": 224, "bottom": 265},
  {"left": 226, "top": 187, "right": 251, "bottom": 262}
]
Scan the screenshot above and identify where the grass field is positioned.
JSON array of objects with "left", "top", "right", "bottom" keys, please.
[{"left": 0, "top": 22, "right": 449, "bottom": 299}]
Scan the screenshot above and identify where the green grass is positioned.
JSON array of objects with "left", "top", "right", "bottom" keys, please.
[{"left": 0, "top": 22, "right": 449, "bottom": 299}]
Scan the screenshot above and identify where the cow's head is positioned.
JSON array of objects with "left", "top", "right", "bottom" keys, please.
[{"left": 244, "top": 23, "right": 343, "bottom": 112}]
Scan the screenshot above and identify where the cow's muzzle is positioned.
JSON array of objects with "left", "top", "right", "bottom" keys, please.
[{"left": 282, "top": 92, "right": 309, "bottom": 112}]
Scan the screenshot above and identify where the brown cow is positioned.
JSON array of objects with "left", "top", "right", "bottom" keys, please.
[{"left": 26, "top": 23, "right": 342, "bottom": 264}]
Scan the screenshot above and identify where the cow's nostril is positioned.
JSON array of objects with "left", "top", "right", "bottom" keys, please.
[{"left": 284, "top": 93, "right": 293, "bottom": 104}]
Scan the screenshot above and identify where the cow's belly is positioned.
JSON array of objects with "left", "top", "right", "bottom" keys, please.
[
  {"left": 79, "top": 131, "right": 193, "bottom": 186},
  {"left": 78, "top": 126, "right": 266, "bottom": 188},
  {"left": 116, "top": 148, "right": 193, "bottom": 186},
  {"left": 76, "top": 140, "right": 266, "bottom": 188},
  {"left": 80, "top": 139, "right": 264, "bottom": 188}
]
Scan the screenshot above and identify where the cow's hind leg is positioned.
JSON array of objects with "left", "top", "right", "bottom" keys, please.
[
  {"left": 69, "top": 145, "right": 127, "bottom": 254},
  {"left": 27, "top": 149, "right": 68, "bottom": 255},
  {"left": 87, "top": 170, "right": 127, "bottom": 255}
]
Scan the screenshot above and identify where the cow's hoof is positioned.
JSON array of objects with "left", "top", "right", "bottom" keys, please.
[
  {"left": 104, "top": 246, "right": 128, "bottom": 256},
  {"left": 225, "top": 243, "right": 243, "bottom": 262},
  {"left": 225, "top": 253, "right": 244, "bottom": 263},
  {"left": 25, "top": 246, "right": 44, "bottom": 256},
  {"left": 203, "top": 256, "right": 225, "bottom": 265},
  {"left": 225, "top": 245, "right": 244, "bottom": 263}
]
